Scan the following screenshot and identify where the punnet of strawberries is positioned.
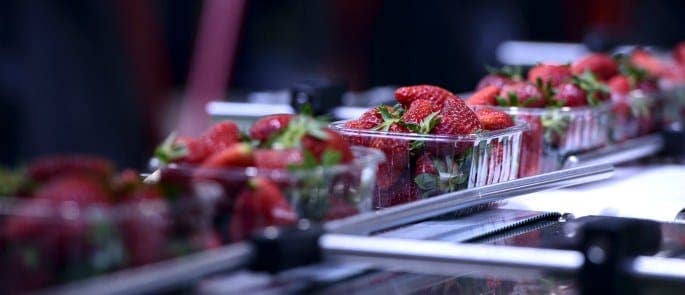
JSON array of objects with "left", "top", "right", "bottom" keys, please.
[
  {"left": 153, "top": 112, "right": 382, "bottom": 242},
  {"left": 331, "top": 85, "right": 524, "bottom": 208},
  {"left": 0, "top": 155, "right": 220, "bottom": 292}
]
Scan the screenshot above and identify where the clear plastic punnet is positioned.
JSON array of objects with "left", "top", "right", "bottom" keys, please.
[
  {"left": 610, "top": 90, "right": 662, "bottom": 142},
  {"left": 494, "top": 103, "right": 611, "bottom": 177},
  {"left": 330, "top": 121, "right": 525, "bottom": 209}
]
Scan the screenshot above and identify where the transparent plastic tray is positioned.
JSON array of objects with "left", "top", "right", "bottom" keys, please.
[
  {"left": 610, "top": 90, "right": 662, "bottom": 142},
  {"left": 659, "top": 85, "right": 685, "bottom": 129},
  {"left": 0, "top": 194, "right": 219, "bottom": 292},
  {"left": 495, "top": 104, "right": 611, "bottom": 177},
  {"left": 330, "top": 121, "right": 525, "bottom": 209}
]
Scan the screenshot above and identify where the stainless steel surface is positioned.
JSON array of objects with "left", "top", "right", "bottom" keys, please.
[
  {"left": 44, "top": 242, "right": 253, "bottom": 295},
  {"left": 563, "top": 134, "right": 664, "bottom": 169},
  {"left": 321, "top": 234, "right": 583, "bottom": 280},
  {"left": 326, "top": 164, "right": 614, "bottom": 235}
]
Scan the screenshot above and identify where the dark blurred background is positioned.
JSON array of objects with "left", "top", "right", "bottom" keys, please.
[{"left": 1, "top": 0, "right": 684, "bottom": 168}]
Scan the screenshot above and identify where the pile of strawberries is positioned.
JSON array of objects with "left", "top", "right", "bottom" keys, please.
[
  {"left": 341, "top": 85, "right": 517, "bottom": 207},
  {"left": 156, "top": 113, "right": 359, "bottom": 241},
  {"left": 0, "top": 155, "right": 218, "bottom": 291}
]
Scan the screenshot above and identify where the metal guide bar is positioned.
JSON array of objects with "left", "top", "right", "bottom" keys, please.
[
  {"left": 41, "top": 164, "right": 613, "bottom": 295},
  {"left": 320, "top": 234, "right": 685, "bottom": 283},
  {"left": 326, "top": 164, "right": 614, "bottom": 235},
  {"left": 563, "top": 134, "right": 664, "bottom": 169}
]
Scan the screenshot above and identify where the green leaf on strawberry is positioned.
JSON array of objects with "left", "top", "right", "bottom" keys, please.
[
  {"left": 154, "top": 132, "right": 187, "bottom": 165},
  {"left": 321, "top": 150, "right": 342, "bottom": 167},
  {"left": 485, "top": 65, "right": 523, "bottom": 81},
  {"left": 572, "top": 71, "right": 610, "bottom": 106},
  {"left": 414, "top": 155, "right": 467, "bottom": 197},
  {"left": 496, "top": 95, "right": 510, "bottom": 107}
]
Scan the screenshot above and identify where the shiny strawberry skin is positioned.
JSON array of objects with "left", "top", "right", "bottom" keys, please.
[
  {"left": 249, "top": 114, "right": 294, "bottom": 142},
  {"left": 572, "top": 53, "right": 618, "bottom": 81},
  {"left": 414, "top": 154, "right": 437, "bottom": 175},
  {"left": 432, "top": 96, "right": 482, "bottom": 135},
  {"left": 358, "top": 106, "right": 390, "bottom": 127},
  {"left": 555, "top": 83, "right": 588, "bottom": 107},
  {"left": 369, "top": 136, "right": 408, "bottom": 189},
  {"left": 229, "top": 177, "right": 297, "bottom": 241},
  {"left": 402, "top": 99, "right": 441, "bottom": 125},
  {"left": 608, "top": 75, "right": 632, "bottom": 95},
  {"left": 395, "top": 85, "right": 456, "bottom": 108},
  {"left": 466, "top": 85, "right": 500, "bottom": 106},
  {"left": 528, "top": 64, "right": 572, "bottom": 87},
  {"left": 301, "top": 129, "right": 354, "bottom": 164},
  {"left": 475, "top": 108, "right": 515, "bottom": 130},
  {"left": 476, "top": 74, "right": 512, "bottom": 90},
  {"left": 200, "top": 143, "right": 254, "bottom": 168},
  {"left": 202, "top": 121, "right": 240, "bottom": 154},
  {"left": 631, "top": 49, "right": 666, "bottom": 77},
  {"left": 254, "top": 149, "right": 303, "bottom": 169},
  {"left": 499, "top": 82, "right": 546, "bottom": 107},
  {"left": 27, "top": 155, "right": 114, "bottom": 182}
]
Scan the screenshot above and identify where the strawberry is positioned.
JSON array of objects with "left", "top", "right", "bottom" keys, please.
[
  {"left": 111, "top": 169, "right": 142, "bottom": 195},
  {"left": 324, "top": 197, "right": 359, "bottom": 221},
  {"left": 608, "top": 75, "right": 632, "bottom": 95},
  {"left": 369, "top": 136, "right": 408, "bottom": 189},
  {"left": 631, "top": 49, "right": 666, "bottom": 77},
  {"left": 517, "top": 115, "right": 543, "bottom": 177},
  {"left": 401, "top": 99, "right": 442, "bottom": 134},
  {"left": 528, "top": 64, "right": 572, "bottom": 87},
  {"left": 570, "top": 71, "right": 611, "bottom": 105},
  {"left": 466, "top": 85, "right": 500, "bottom": 106},
  {"left": 358, "top": 106, "right": 393, "bottom": 128},
  {"left": 674, "top": 41, "right": 685, "bottom": 66},
  {"left": 432, "top": 96, "right": 482, "bottom": 135},
  {"left": 344, "top": 120, "right": 372, "bottom": 130},
  {"left": 476, "top": 65, "right": 522, "bottom": 90},
  {"left": 554, "top": 83, "right": 587, "bottom": 107},
  {"left": 229, "top": 177, "right": 297, "bottom": 241},
  {"left": 27, "top": 155, "right": 114, "bottom": 182},
  {"left": 374, "top": 178, "right": 419, "bottom": 208},
  {"left": 121, "top": 186, "right": 169, "bottom": 266},
  {"left": 199, "top": 143, "right": 254, "bottom": 168},
  {"left": 571, "top": 53, "right": 618, "bottom": 81},
  {"left": 394, "top": 85, "right": 456, "bottom": 108},
  {"left": 254, "top": 149, "right": 303, "bottom": 169},
  {"left": 249, "top": 114, "right": 294, "bottom": 142},
  {"left": 201, "top": 120, "right": 240, "bottom": 154},
  {"left": 301, "top": 129, "right": 354, "bottom": 164},
  {"left": 34, "top": 175, "right": 110, "bottom": 204},
  {"left": 474, "top": 108, "right": 515, "bottom": 130},
  {"left": 497, "top": 82, "right": 546, "bottom": 107},
  {"left": 413, "top": 154, "right": 467, "bottom": 198},
  {"left": 155, "top": 135, "right": 210, "bottom": 164}
]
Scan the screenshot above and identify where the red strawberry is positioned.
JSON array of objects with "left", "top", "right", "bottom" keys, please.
[
  {"left": 394, "top": 85, "right": 456, "bottom": 108},
  {"left": 254, "top": 149, "right": 303, "bottom": 169},
  {"left": 111, "top": 169, "right": 142, "bottom": 195},
  {"left": 360, "top": 106, "right": 391, "bottom": 126},
  {"left": 572, "top": 53, "right": 618, "bottom": 81},
  {"left": 27, "top": 155, "right": 114, "bottom": 182},
  {"left": 674, "top": 41, "right": 685, "bottom": 66},
  {"left": 200, "top": 143, "right": 254, "bottom": 168},
  {"left": 34, "top": 175, "right": 110, "bottom": 204},
  {"left": 414, "top": 154, "right": 438, "bottom": 175},
  {"left": 249, "top": 114, "right": 294, "bottom": 142},
  {"left": 229, "top": 177, "right": 297, "bottom": 241},
  {"left": 324, "top": 197, "right": 359, "bottom": 221},
  {"left": 476, "top": 74, "right": 513, "bottom": 90},
  {"left": 374, "top": 179, "right": 419, "bottom": 208},
  {"left": 475, "top": 108, "right": 515, "bottom": 130},
  {"left": 432, "top": 96, "right": 482, "bottom": 135},
  {"left": 202, "top": 120, "right": 240, "bottom": 154},
  {"left": 555, "top": 83, "right": 587, "bottom": 107},
  {"left": 121, "top": 186, "right": 169, "bottom": 266},
  {"left": 517, "top": 115, "right": 543, "bottom": 177},
  {"left": 466, "top": 85, "right": 500, "bottom": 106},
  {"left": 301, "top": 129, "right": 354, "bottom": 164},
  {"left": 155, "top": 135, "right": 210, "bottom": 164},
  {"left": 528, "top": 64, "right": 572, "bottom": 87},
  {"left": 631, "top": 49, "right": 666, "bottom": 77},
  {"left": 369, "top": 136, "right": 408, "bottom": 189},
  {"left": 498, "top": 82, "right": 546, "bottom": 107},
  {"left": 608, "top": 75, "right": 632, "bottom": 95},
  {"left": 403, "top": 99, "right": 441, "bottom": 124}
]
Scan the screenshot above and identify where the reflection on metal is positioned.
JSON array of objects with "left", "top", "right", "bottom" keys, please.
[
  {"left": 326, "top": 164, "right": 614, "bottom": 235},
  {"left": 563, "top": 134, "right": 664, "bottom": 169}
]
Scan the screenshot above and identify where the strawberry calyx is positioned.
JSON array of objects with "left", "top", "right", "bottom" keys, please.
[
  {"left": 154, "top": 132, "right": 188, "bottom": 165},
  {"left": 541, "top": 112, "right": 569, "bottom": 142},
  {"left": 0, "top": 167, "right": 29, "bottom": 196},
  {"left": 269, "top": 114, "right": 329, "bottom": 149},
  {"left": 414, "top": 155, "right": 467, "bottom": 197},
  {"left": 403, "top": 111, "right": 442, "bottom": 134},
  {"left": 486, "top": 65, "right": 523, "bottom": 81},
  {"left": 535, "top": 78, "right": 559, "bottom": 107},
  {"left": 496, "top": 92, "right": 540, "bottom": 107},
  {"left": 615, "top": 54, "right": 652, "bottom": 87},
  {"left": 373, "top": 104, "right": 405, "bottom": 132},
  {"left": 572, "top": 71, "right": 610, "bottom": 106}
]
